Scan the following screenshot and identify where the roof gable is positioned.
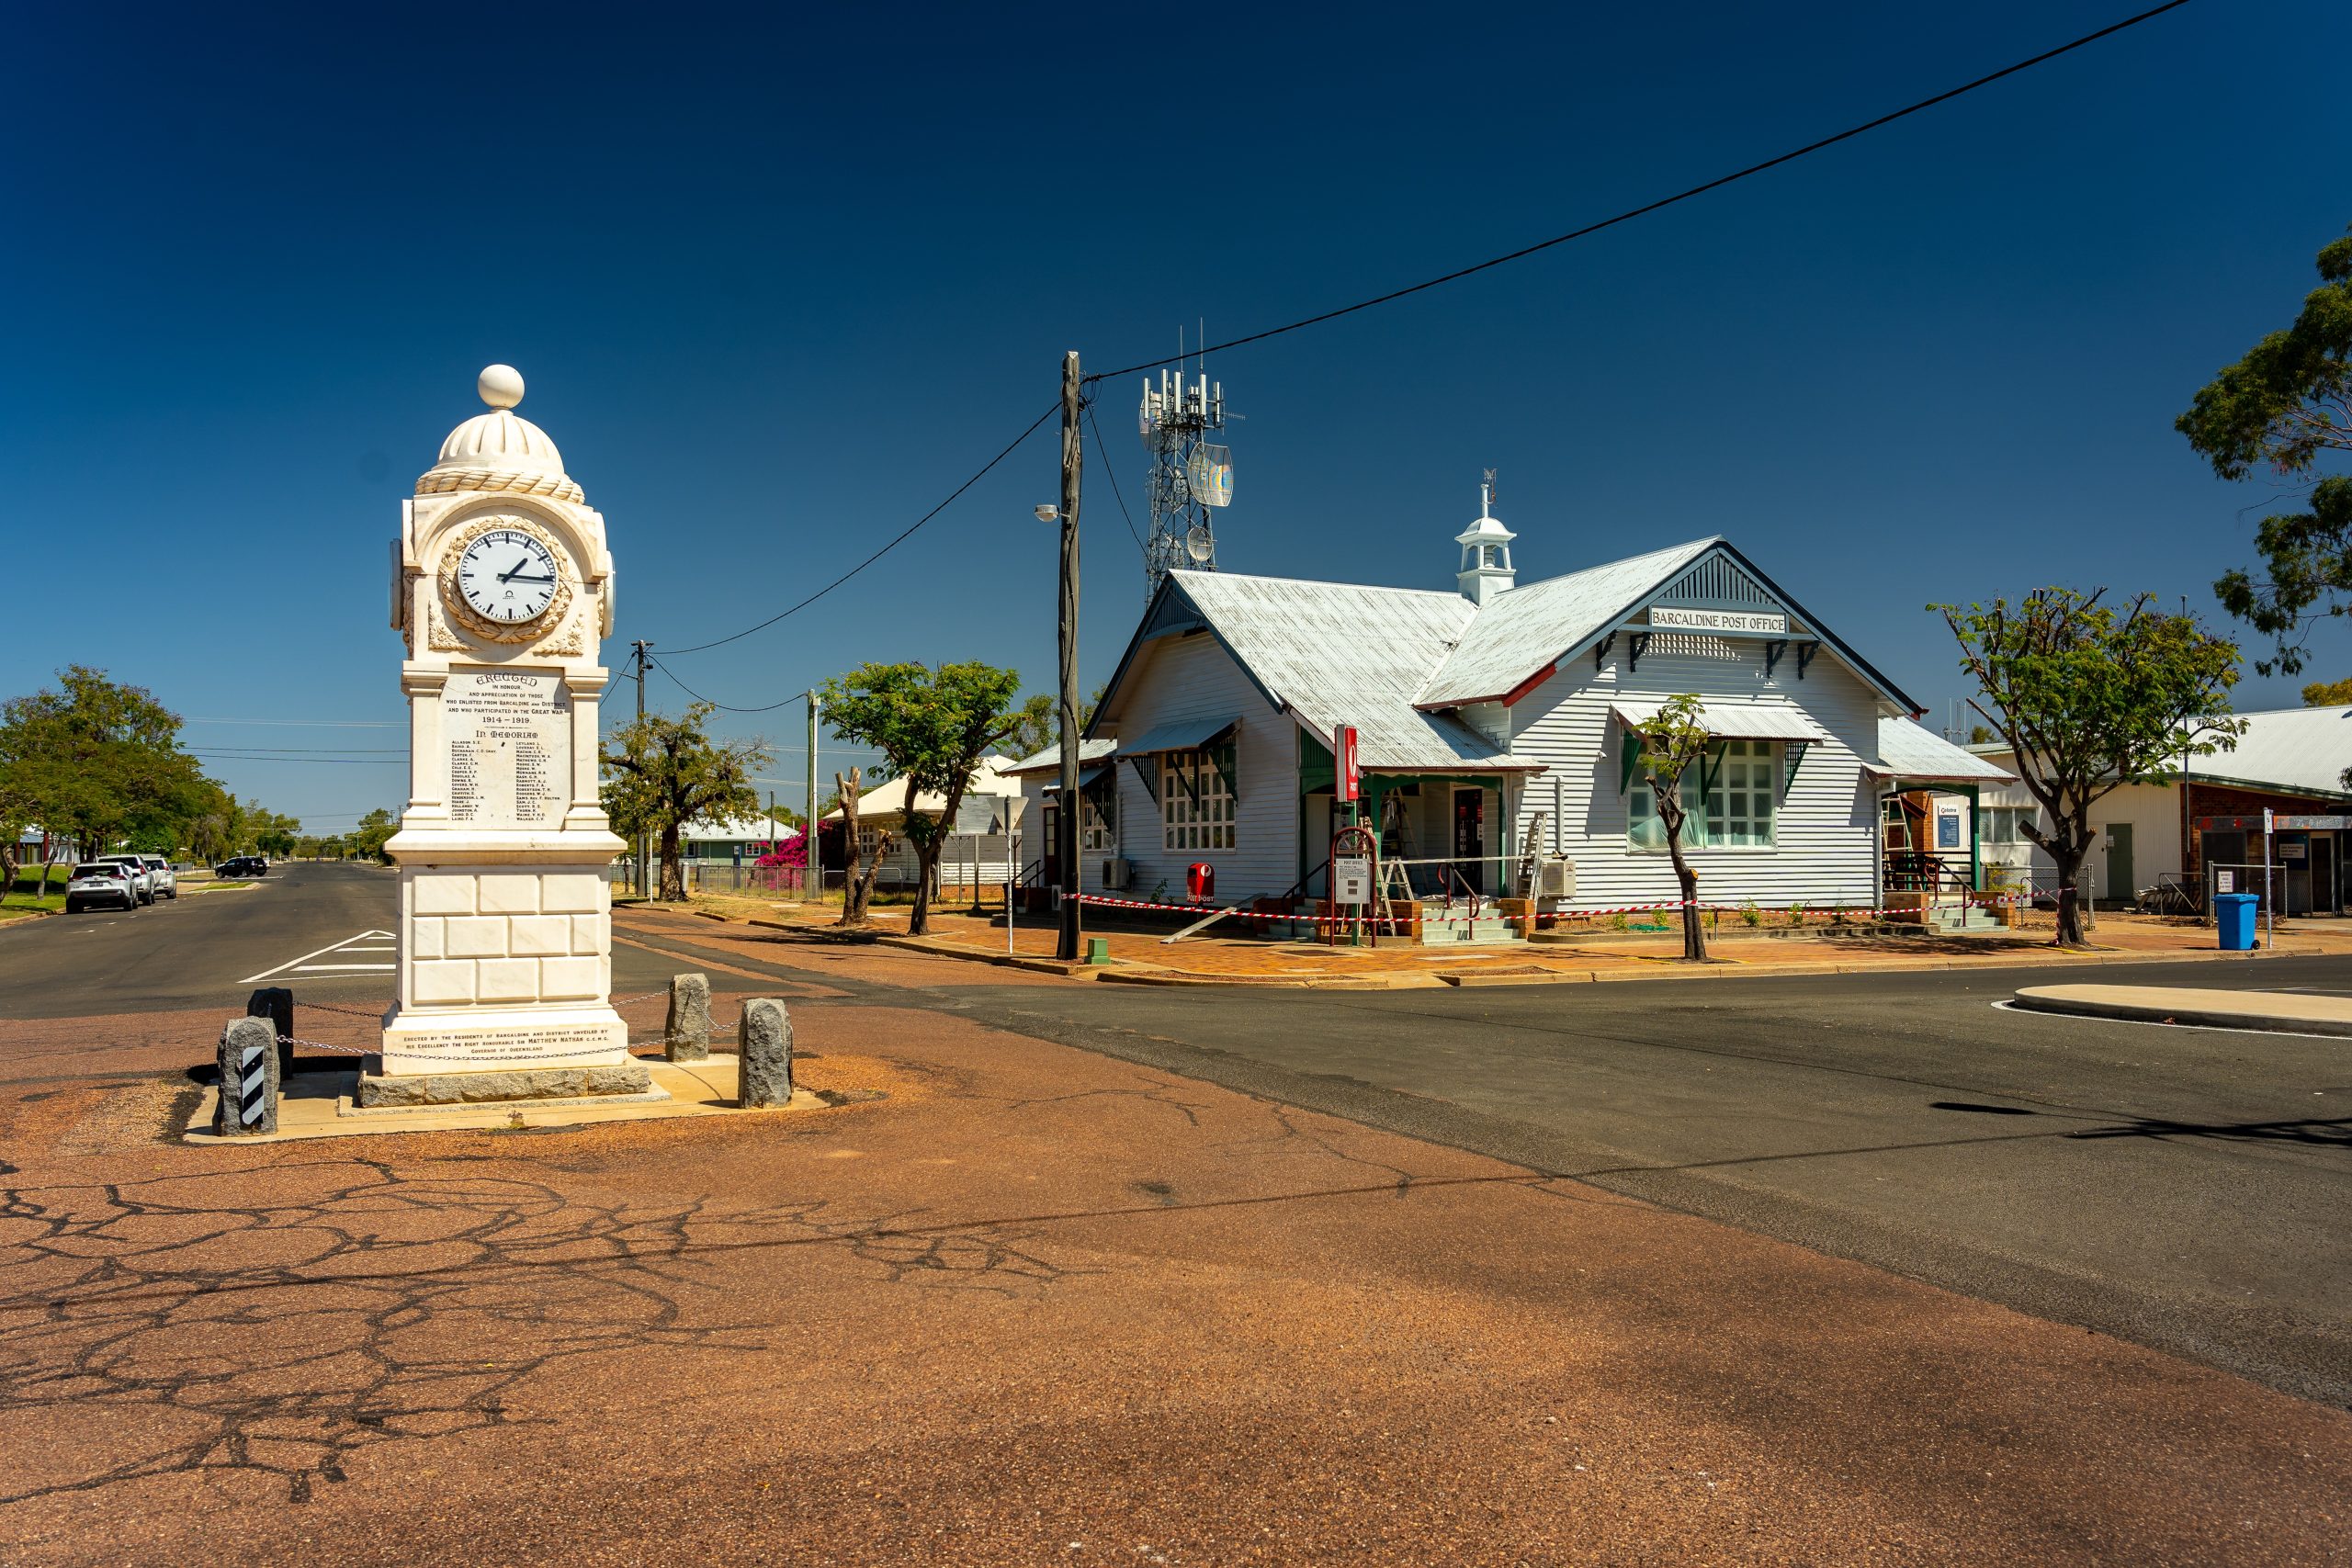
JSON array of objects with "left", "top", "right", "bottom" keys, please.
[
  {"left": 1415, "top": 538, "right": 1719, "bottom": 705},
  {"left": 1418, "top": 537, "right": 1919, "bottom": 714}
]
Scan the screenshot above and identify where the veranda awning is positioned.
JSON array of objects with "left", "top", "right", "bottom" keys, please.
[{"left": 1610, "top": 699, "right": 1829, "bottom": 743}]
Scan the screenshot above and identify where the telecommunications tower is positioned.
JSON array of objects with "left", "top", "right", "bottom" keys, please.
[{"left": 1138, "top": 355, "right": 1234, "bottom": 594}]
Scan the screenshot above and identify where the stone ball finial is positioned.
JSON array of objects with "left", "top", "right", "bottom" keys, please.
[{"left": 477, "top": 364, "right": 526, "bottom": 411}]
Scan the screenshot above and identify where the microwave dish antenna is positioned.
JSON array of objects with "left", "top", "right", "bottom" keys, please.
[{"left": 1138, "top": 341, "right": 1236, "bottom": 593}]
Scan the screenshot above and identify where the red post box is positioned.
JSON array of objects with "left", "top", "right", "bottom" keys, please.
[{"left": 1186, "top": 862, "right": 1215, "bottom": 902}]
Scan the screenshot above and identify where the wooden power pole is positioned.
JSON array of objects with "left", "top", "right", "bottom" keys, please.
[{"left": 1057, "top": 350, "right": 1084, "bottom": 962}]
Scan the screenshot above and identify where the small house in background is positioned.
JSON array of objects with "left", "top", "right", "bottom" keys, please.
[
  {"left": 1969, "top": 705, "right": 2351, "bottom": 914},
  {"left": 816, "top": 756, "right": 1025, "bottom": 891},
  {"left": 676, "top": 813, "right": 801, "bottom": 864},
  {"left": 1019, "top": 481, "right": 2015, "bottom": 933}
]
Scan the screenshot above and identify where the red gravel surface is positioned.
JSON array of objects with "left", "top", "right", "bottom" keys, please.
[{"left": 1, "top": 943, "right": 2346, "bottom": 1564}]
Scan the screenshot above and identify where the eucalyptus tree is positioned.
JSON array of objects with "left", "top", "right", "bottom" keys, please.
[
  {"left": 1937, "top": 589, "right": 2244, "bottom": 947},
  {"left": 2178, "top": 223, "right": 2352, "bottom": 676}
]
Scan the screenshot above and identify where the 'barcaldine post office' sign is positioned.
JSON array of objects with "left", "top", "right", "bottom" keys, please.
[{"left": 1649, "top": 606, "right": 1789, "bottom": 636}]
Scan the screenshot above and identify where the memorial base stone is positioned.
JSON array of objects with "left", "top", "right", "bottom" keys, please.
[{"left": 355, "top": 1058, "right": 655, "bottom": 1108}]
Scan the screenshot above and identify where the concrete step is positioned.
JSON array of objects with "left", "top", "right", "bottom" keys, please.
[{"left": 1422, "top": 918, "right": 1521, "bottom": 945}]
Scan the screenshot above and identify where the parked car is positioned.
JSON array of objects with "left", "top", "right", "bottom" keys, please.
[
  {"left": 215, "top": 855, "right": 269, "bottom": 877},
  {"left": 64, "top": 862, "right": 140, "bottom": 913},
  {"left": 96, "top": 854, "right": 155, "bottom": 905},
  {"left": 139, "top": 854, "right": 177, "bottom": 900}
]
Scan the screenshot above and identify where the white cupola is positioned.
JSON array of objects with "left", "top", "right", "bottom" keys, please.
[{"left": 1453, "top": 479, "right": 1516, "bottom": 605}]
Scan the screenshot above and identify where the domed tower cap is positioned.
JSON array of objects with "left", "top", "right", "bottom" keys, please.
[{"left": 416, "top": 364, "right": 582, "bottom": 503}]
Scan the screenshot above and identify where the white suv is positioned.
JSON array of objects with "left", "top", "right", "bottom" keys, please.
[
  {"left": 140, "top": 855, "right": 177, "bottom": 899},
  {"left": 96, "top": 854, "right": 155, "bottom": 905},
  {"left": 64, "top": 863, "right": 140, "bottom": 913}
]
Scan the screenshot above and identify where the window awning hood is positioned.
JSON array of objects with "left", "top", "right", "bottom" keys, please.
[
  {"left": 1114, "top": 716, "right": 1237, "bottom": 757},
  {"left": 1611, "top": 699, "right": 1829, "bottom": 742}
]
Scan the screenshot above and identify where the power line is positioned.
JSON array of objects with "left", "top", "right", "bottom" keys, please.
[
  {"left": 650, "top": 657, "right": 807, "bottom": 715},
  {"left": 659, "top": 400, "right": 1061, "bottom": 657},
  {"left": 1085, "top": 400, "right": 1146, "bottom": 554},
  {"left": 190, "top": 754, "right": 406, "bottom": 765},
  {"left": 1087, "top": 1, "right": 2197, "bottom": 383}
]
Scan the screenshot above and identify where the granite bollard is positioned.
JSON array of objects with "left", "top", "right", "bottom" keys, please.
[
  {"left": 665, "top": 973, "right": 713, "bottom": 1062},
  {"left": 216, "top": 1015, "right": 280, "bottom": 1135},
  {"left": 247, "top": 986, "right": 295, "bottom": 1077},
  {"left": 739, "top": 998, "right": 793, "bottom": 1109}
]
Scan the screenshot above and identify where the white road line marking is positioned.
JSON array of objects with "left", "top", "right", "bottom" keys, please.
[
  {"left": 240, "top": 930, "right": 400, "bottom": 985},
  {"left": 295, "top": 964, "right": 395, "bottom": 973}
]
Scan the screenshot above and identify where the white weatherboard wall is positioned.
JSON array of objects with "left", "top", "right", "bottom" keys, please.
[
  {"left": 1511, "top": 635, "right": 1883, "bottom": 909},
  {"left": 1099, "top": 629, "right": 1297, "bottom": 903},
  {"left": 1977, "top": 761, "right": 2180, "bottom": 899}
]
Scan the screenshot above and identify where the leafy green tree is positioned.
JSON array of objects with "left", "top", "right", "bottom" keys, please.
[
  {"left": 821, "top": 660, "right": 1023, "bottom": 936},
  {"left": 252, "top": 810, "right": 300, "bottom": 859},
  {"left": 0, "top": 667, "right": 211, "bottom": 878},
  {"left": 352, "top": 808, "right": 399, "bottom": 863},
  {"left": 1003, "top": 685, "right": 1102, "bottom": 760},
  {"left": 2177, "top": 223, "right": 2352, "bottom": 675},
  {"left": 1626, "top": 693, "right": 1713, "bottom": 963},
  {"left": 1937, "top": 589, "right": 2245, "bottom": 947},
  {"left": 600, "top": 701, "right": 769, "bottom": 901},
  {"left": 2302, "top": 676, "right": 2352, "bottom": 706}
]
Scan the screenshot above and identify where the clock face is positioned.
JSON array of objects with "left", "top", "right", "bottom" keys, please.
[{"left": 455, "top": 529, "right": 561, "bottom": 625}]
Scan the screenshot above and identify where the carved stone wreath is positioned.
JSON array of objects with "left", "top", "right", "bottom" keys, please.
[{"left": 436, "top": 514, "right": 575, "bottom": 645}]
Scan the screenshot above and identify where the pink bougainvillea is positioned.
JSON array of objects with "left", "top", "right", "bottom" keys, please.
[{"left": 753, "top": 830, "right": 808, "bottom": 870}]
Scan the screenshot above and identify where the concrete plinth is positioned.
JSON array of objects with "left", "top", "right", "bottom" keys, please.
[{"left": 355, "top": 1057, "right": 656, "bottom": 1107}]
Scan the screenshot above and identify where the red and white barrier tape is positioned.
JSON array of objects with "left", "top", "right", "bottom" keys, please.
[{"left": 1074, "top": 891, "right": 2032, "bottom": 925}]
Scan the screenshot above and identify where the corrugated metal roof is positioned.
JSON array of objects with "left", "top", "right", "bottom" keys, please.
[
  {"left": 1001, "top": 738, "right": 1117, "bottom": 776},
  {"left": 2191, "top": 706, "right": 2352, "bottom": 797},
  {"left": 1872, "top": 717, "right": 2016, "bottom": 783},
  {"left": 822, "top": 756, "right": 1023, "bottom": 820},
  {"left": 1612, "top": 698, "right": 1830, "bottom": 742},
  {"left": 1168, "top": 571, "right": 1543, "bottom": 771},
  {"left": 1116, "top": 716, "right": 1238, "bottom": 756},
  {"left": 1417, "top": 538, "right": 1721, "bottom": 705}
]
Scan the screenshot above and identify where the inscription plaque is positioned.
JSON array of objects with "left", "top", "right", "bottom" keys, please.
[{"left": 445, "top": 670, "right": 570, "bottom": 828}]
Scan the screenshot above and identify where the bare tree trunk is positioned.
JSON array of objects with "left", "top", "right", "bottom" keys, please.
[
  {"left": 659, "top": 821, "right": 685, "bottom": 901},
  {"left": 2051, "top": 840, "right": 2091, "bottom": 947},
  {"left": 1665, "top": 832, "right": 1706, "bottom": 961},
  {"left": 836, "top": 771, "right": 887, "bottom": 926},
  {"left": 906, "top": 779, "right": 970, "bottom": 939}
]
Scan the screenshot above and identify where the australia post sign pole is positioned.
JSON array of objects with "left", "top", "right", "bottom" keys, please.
[{"left": 1336, "top": 725, "right": 1359, "bottom": 820}]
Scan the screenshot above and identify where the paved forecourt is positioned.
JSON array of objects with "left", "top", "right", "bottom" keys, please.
[{"left": 1, "top": 900, "right": 2346, "bottom": 1564}]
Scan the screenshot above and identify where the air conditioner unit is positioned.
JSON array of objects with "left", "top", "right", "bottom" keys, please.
[
  {"left": 1536, "top": 857, "right": 1577, "bottom": 899},
  {"left": 1102, "top": 857, "right": 1132, "bottom": 890}
]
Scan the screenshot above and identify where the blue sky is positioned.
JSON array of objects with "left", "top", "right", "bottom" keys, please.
[{"left": 4, "top": 2, "right": 2346, "bottom": 832}]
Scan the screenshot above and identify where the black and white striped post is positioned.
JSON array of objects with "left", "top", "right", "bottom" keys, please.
[{"left": 215, "top": 1015, "right": 280, "bottom": 1136}]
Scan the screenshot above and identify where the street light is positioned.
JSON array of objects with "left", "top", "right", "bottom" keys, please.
[{"left": 1035, "top": 504, "right": 1058, "bottom": 524}]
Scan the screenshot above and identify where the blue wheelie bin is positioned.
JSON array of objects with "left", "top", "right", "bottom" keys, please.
[{"left": 2215, "top": 892, "right": 2258, "bottom": 951}]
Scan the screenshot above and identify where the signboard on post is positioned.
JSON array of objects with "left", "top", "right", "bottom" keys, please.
[
  {"left": 1336, "top": 726, "right": 1359, "bottom": 805},
  {"left": 1333, "top": 855, "right": 1372, "bottom": 906}
]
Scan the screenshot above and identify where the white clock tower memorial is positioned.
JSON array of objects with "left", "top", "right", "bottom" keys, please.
[{"left": 371, "top": 366, "right": 647, "bottom": 1107}]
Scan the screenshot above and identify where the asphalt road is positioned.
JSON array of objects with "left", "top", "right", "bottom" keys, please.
[
  {"left": 7, "top": 865, "right": 2347, "bottom": 1406},
  {"left": 0, "top": 862, "right": 691, "bottom": 1018}
]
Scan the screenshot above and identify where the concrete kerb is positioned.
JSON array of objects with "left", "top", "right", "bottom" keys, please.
[
  {"left": 2011, "top": 983, "right": 2352, "bottom": 1037},
  {"left": 712, "top": 906, "right": 2335, "bottom": 991}
]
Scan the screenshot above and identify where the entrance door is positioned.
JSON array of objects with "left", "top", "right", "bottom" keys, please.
[
  {"left": 2318, "top": 835, "right": 2342, "bottom": 915},
  {"left": 1452, "top": 787, "right": 1485, "bottom": 895},
  {"left": 2104, "top": 823, "right": 2134, "bottom": 909}
]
